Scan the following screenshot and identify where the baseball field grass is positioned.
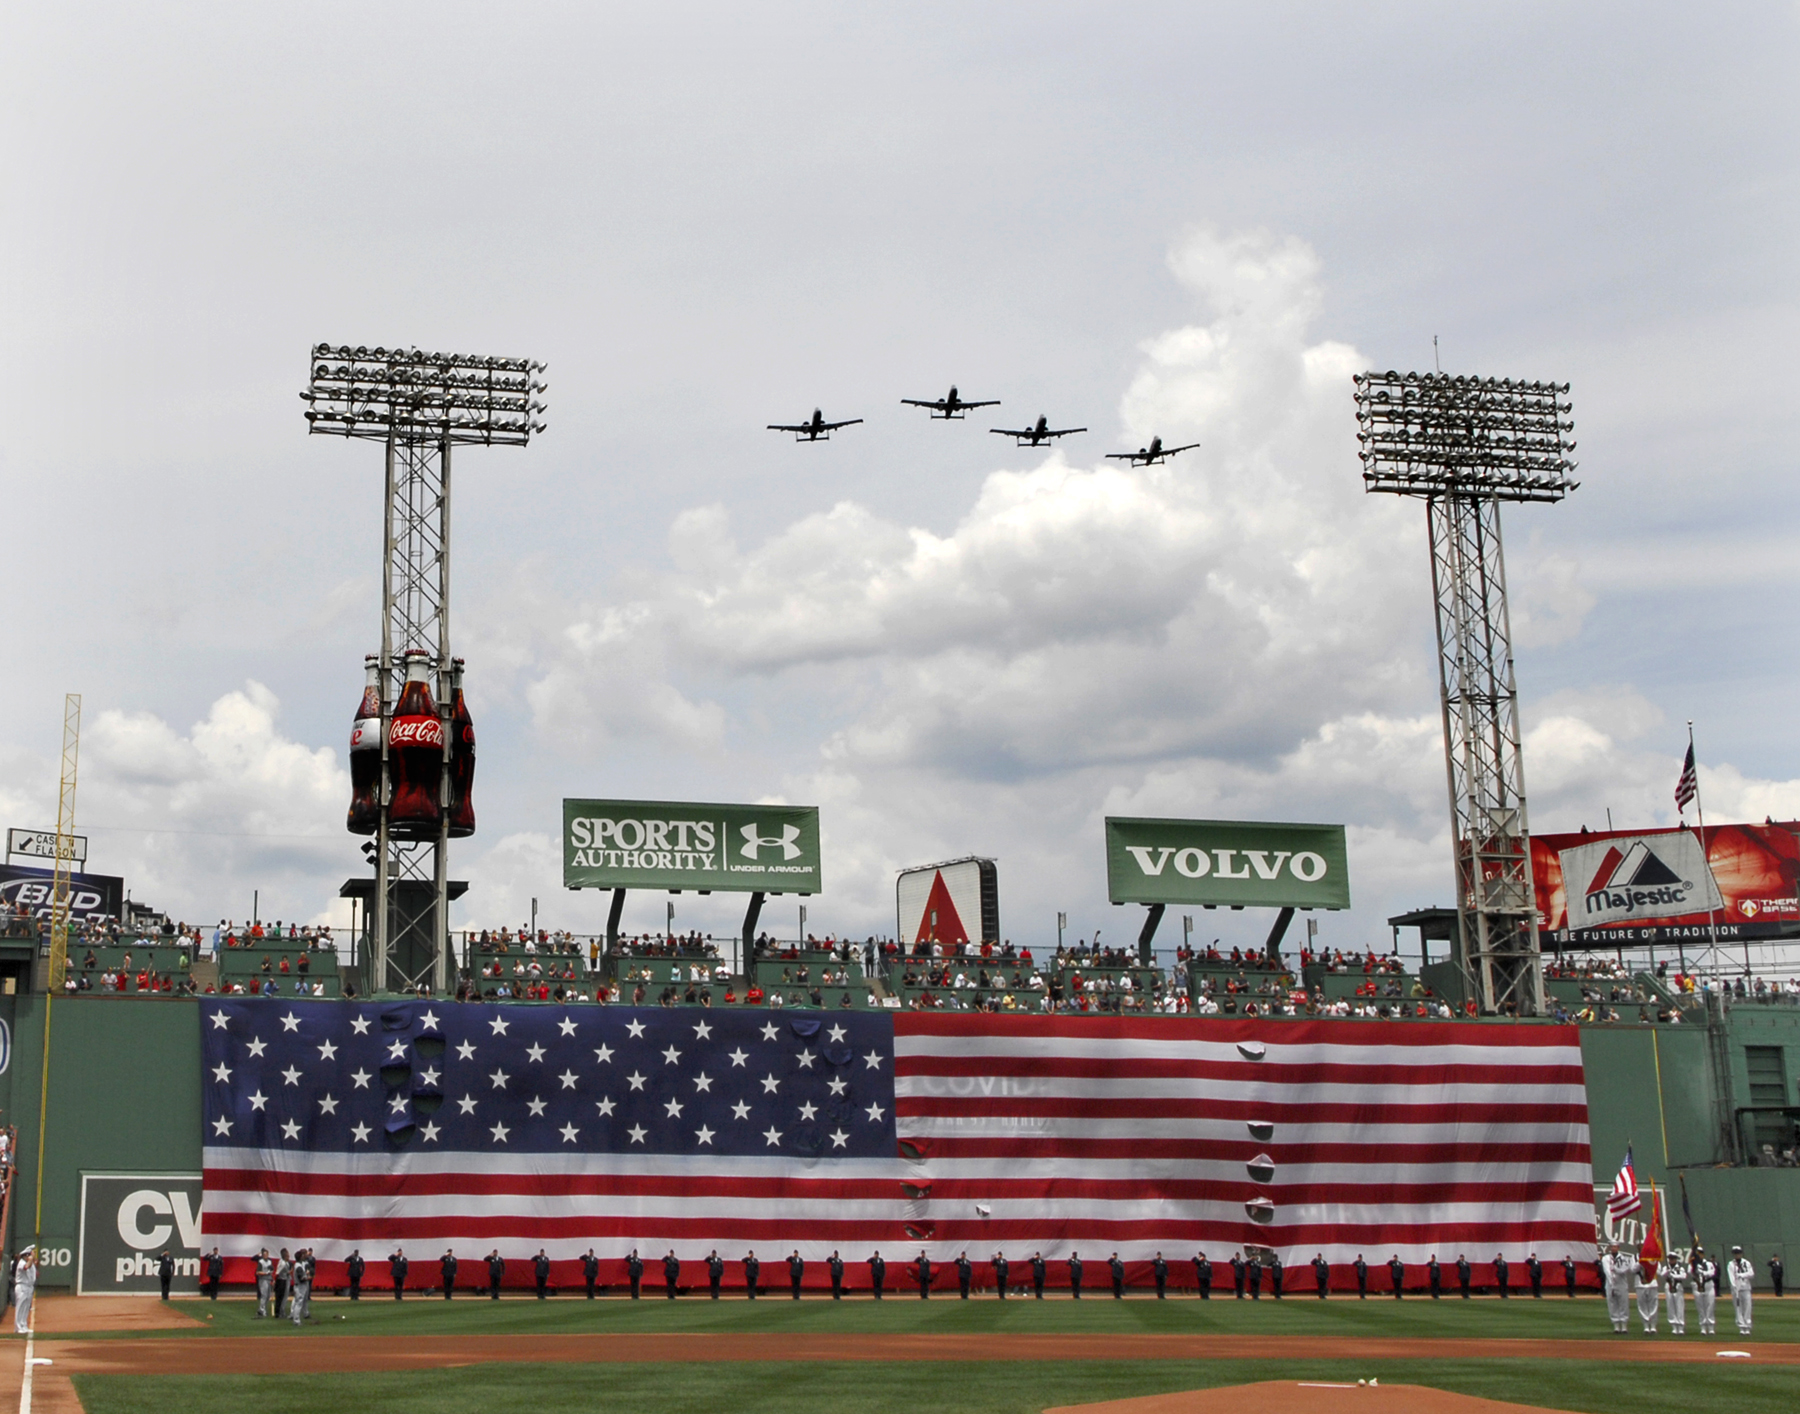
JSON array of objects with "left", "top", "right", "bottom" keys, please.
[{"left": 41, "top": 1293, "right": 1798, "bottom": 1414}]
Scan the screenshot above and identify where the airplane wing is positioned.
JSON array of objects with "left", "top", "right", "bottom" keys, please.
[
  {"left": 1044, "top": 426, "right": 1086, "bottom": 438},
  {"left": 899, "top": 399, "right": 942, "bottom": 410},
  {"left": 1103, "top": 451, "right": 1141, "bottom": 461},
  {"left": 819, "top": 418, "right": 863, "bottom": 431},
  {"left": 989, "top": 427, "right": 1033, "bottom": 439},
  {"left": 959, "top": 399, "right": 1001, "bottom": 410},
  {"left": 767, "top": 424, "right": 810, "bottom": 433},
  {"left": 1163, "top": 442, "right": 1201, "bottom": 456}
]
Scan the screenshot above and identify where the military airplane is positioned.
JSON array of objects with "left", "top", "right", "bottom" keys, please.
[
  {"left": 901, "top": 385, "right": 1001, "bottom": 420},
  {"left": 989, "top": 414, "right": 1087, "bottom": 447},
  {"left": 1106, "top": 436, "right": 1199, "bottom": 466},
  {"left": 767, "top": 409, "right": 863, "bottom": 442}
]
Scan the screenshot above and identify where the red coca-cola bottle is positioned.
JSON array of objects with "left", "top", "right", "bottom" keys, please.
[
  {"left": 387, "top": 649, "right": 445, "bottom": 837},
  {"left": 346, "top": 655, "right": 383, "bottom": 836},
  {"left": 447, "top": 657, "right": 476, "bottom": 838}
]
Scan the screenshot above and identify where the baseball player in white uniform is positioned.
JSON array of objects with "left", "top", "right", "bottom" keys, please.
[
  {"left": 1693, "top": 1248, "right": 1718, "bottom": 1335},
  {"left": 1660, "top": 1252, "right": 1689, "bottom": 1334},
  {"left": 11, "top": 1248, "right": 37, "bottom": 1335},
  {"left": 1727, "top": 1246, "right": 1755, "bottom": 1335},
  {"left": 1602, "top": 1245, "right": 1635, "bottom": 1332}
]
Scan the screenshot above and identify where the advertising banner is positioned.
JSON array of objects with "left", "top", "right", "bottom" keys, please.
[
  {"left": 0, "top": 864, "right": 123, "bottom": 926},
  {"left": 77, "top": 1173, "right": 204, "bottom": 1295},
  {"left": 896, "top": 858, "right": 998, "bottom": 946},
  {"left": 1533, "top": 822, "right": 1800, "bottom": 945},
  {"left": 564, "top": 799, "right": 822, "bottom": 895},
  {"left": 1105, "top": 818, "right": 1351, "bottom": 909}
]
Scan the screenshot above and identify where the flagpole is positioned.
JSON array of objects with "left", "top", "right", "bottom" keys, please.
[{"left": 1687, "top": 722, "right": 1724, "bottom": 980}]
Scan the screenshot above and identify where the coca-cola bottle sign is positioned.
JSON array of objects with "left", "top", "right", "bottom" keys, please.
[{"left": 390, "top": 716, "right": 445, "bottom": 750}]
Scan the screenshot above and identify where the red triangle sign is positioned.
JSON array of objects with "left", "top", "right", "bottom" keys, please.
[{"left": 914, "top": 869, "right": 969, "bottom": 947}]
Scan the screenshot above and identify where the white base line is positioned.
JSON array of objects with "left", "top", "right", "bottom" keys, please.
[
  {"left": 1297, "top": 1383, "right": 1358, "bottom": 1388},
  {"left": 18, "top": 1316, "right": 33, "bottom": 1414}
]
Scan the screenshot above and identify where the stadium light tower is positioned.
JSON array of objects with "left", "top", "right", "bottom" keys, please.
[
  {"left": 1353, "top": 372, "right": 1578, "bottom": 1017},
  {"left": 304, "top": 345, "right": 546, "bottom": 992}
]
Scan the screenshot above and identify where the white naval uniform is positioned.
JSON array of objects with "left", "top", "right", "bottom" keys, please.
[
  {"left": 1660, "top": 1258, "right": 1688, "bottom": 1333},
  {"left": 1728, "top": 1256, "right": 1755, "bottom": 1334},
  {"left": 1694, "top": 1257, "right": 1718, "bottom": 1334},
  {"left": 1635, "top": 1263, "right": 1659, "bottom": 1331},
  {"left": 12, "top": 1257, "right": 35, "bottom": 1335},
  {"left": 1602, "top": 1252, "right": 1635, "bottom": 1331}
]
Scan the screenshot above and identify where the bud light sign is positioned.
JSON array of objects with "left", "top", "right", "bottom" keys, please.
[
  {"left": 564, "top": 799, "right": 822, "bottom": 895},
  {"left": 1105, "top": 817, "right": 1351, "bottom": 909},
  {"left": 0, "top": 864, "right": 123, "bottom": 925}
]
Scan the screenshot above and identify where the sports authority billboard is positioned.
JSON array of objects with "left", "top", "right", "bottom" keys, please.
[
  {"left": 77, "top": 1173, "right": 204, "bottom": 1295},
  {"left": 563, "top": 799, "right": 822, "bottom": 894},
  {"left": 0, "top": 864, "right": 123, "bottom": 925},
  {"left": 897, "top": 858, "right": 999, "bottom": 947},
  {"left": 1105, "top": 818, "right": 1351, "bottom": 910},
  {"left": 1533, "top": 822, "right": 1800, "bottom": 945}
]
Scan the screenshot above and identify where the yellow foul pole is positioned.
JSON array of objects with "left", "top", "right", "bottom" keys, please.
[{"left": 33, "top": 693, "right": 80, "bottom": 1244}]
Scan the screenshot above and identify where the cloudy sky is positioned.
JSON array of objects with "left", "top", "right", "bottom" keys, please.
[{"left": 2, "top": 4, "right": 1795, "bottom": 958}]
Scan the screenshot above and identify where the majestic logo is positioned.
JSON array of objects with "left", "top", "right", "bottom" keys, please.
[
  {"left": 740, "top": 823, "right": 802, "bottom": 861},
  {"left": 388, "top": 716, "right": 445, "bottom": 750},
  {"left": 1582, "top": 841, "right": 1691, "bottom": 916}
]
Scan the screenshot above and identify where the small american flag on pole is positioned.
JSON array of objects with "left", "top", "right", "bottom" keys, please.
[
  {"left": 1607, "top": 1145, "right": 1641, "bottom": 1220},
  {"left": 1674, "top": 744, "right": 1698, "bottom": 813}
]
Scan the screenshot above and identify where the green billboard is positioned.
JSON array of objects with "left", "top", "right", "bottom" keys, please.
[
  {"left": 1105, "top": 817, "right": 1350, "bottom": 909},
  {"left": 563, "top": 798, "right": 822, "bottom": 894}
]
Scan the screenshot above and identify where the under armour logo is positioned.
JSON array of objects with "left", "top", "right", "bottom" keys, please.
[{"left": 739, "top": 823, "right": 802, "bottom": 861}]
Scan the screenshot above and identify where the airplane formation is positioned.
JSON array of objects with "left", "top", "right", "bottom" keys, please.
[{"left": 767, "top": 384, "right": 1195, "bottom": 463}]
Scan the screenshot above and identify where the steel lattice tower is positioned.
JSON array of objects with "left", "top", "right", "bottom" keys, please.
[
  {"left": 304, "top": 345, "right": 545, "bottom": 992},
  {"left": 1354, "top": 372, "right": 1577, "bottom": 1016}
]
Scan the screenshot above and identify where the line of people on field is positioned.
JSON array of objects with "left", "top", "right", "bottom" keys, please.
[{"left": 1601, "top": 1242, "right": 1758, "bottom": 1336}]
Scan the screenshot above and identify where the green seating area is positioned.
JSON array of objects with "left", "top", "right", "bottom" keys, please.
[
  {"left": 216, "top": 938, "right": 342, "bottom": 997},
  {"left": 1300, "top": 963, "right": 1418, "bottom": 1002}
]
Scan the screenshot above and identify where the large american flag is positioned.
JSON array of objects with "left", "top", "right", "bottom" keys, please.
[{"left": 202, "top": 1002, "right": 1596, "bottom": 1289}]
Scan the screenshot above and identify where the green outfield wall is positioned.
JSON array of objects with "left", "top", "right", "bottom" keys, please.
[{"left": 0, "top": 996, "right": 1792, "bottom": 1290}]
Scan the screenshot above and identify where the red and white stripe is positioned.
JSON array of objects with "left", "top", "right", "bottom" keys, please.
[{"left": 892, "top": 1015, "right": 1596, "bottom": 1267}]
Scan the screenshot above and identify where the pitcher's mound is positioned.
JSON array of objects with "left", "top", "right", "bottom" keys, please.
[{"left": 1047, "top": 1381, "right": 1564, "bottom": 1414}]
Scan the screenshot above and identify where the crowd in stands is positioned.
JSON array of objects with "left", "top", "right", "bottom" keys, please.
[{"left": 216, "top": 920, "right": 334, "bottom": 951}]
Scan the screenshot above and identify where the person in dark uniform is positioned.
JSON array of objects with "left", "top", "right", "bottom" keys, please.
[
  {"left": 915, "top": 1250, "right": 933, "bottom": 1299},
  {"left": 1456, "top": 1254, "right": 1471, "bottom": 1298},
  {"left": 486, "top": 1250, "right": 504, "bottom": 1300},
  {"left": 1152, "top": 1252, "right": 1167, "bottom": 1299},
  {"left": 627, "top": 1249, "right": 644, "bottom": 1300},
  {"left": 1428, "top": 1255, "right": 1441, "bottom": 1299},
  {"left": 205, "top": 1248, "right": 223, "bottom": 1300},
  {"left": 743, "top": 1250, "right": 760, "bottom": 1299},
  {"left": 1269, "top": 1253, "right": 1284, "bottom": 1300},
  {"left": 1312, "top": 1253, "right": 1329, "bottom": 1299},
  {"left": 158, "top": 1248, "right": 174, "bottom": 1300},
  {"left": 582, "top": 1249, "right": 599, "bottom": 1299},
  {"left": 828, "top": 1250, "right": 845, "bottom": 1300},
  {"left": 1493, "top": 1253, "right": 1509, "bottom": 1299},
  {"left": 1527, "top": 1253, "right": 1543, "bottom": 1298},
  {"left": 664, "top": 1251, "right": 680, "bottom": 1300},
  {"left": 1068, "top": 1252, "right": 1082, "bottom": 1300},
  {"left": 276, "top": 1248, "right": 292, "bottom": 1316},
  {"left": 1561, "top": 1254, "right": 1577, "bottom": 1297},
  {"left": 533, "top": 1249, "right": 551, "bottom": 1299},
  {"left": 1231, "top": 1251, "right": 1246, "bottom": 1299},
  {"left": 1387, "top": 1255, "right": 1404, "bottom": 1298},
  {"left": 787, "top": 1250, "right": 804, "bottom": 1300},
  {"left": 441, "top": 1250, "right": 458, "bottom": 1300},
  {"left": 1353, "top": 1254, "right": 1368, "bottom": 1299},
  {"left": 1030, "top": 1252, "right": 1046, "bottom": 1300},
  {"left": 870, "top": 1251, "right": 885, "bottom": 1300},
  {"left": 1246, "top": 1252, "right": 1261, "bottom": 1300},
  {"left": 956, "top": 1251, "right": 972, "bottom": 1299},
  {"left": 1194, "top": 1252, "right": 1212, "bottom": 1299},
  {"left": 389, "top": 1248, "right": 408, "bottom": 1301},
  {"left": 994, "top": 1252, "right": 1010, "bottom": 1300},
  {"left": 707, "top": 1250, "right": 725, "bottom": 1300},
  {"left": 1109, "top": 1252, "right": 1125, "bottom": 1299},
  {"left": 1769, "top": 1253, "right": 1784, "bottom": 1297},
  {"left": 346, "top": 1249, "right": 365, "bottom": 1301}
]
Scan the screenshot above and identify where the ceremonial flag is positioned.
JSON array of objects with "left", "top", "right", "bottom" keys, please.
[
  {"left": 1607, "top": 1145, "right": 1641, "bottom": 1220},
  {"left": 1675, "top": 744, "right": 1698, "bottom": 813},
  {"left": 200, "top": 1003, "right": 1595, "bottom": 1287},
  {"left": 1638, "top": 1180, "right": 1663, "bottom": 1280}
]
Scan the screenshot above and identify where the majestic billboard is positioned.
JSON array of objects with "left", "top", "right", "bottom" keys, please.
[
  {"left": 77, "top": 1173, "right": 204, "bottom": 1296},
  {"left": 897, "top": 858, "right": 998, "bottom": 947},
  {"left": 1533, "top": 821, "right": 1800, "bottom": 945},
  {"left": 0, "top": 864, "right": 123, "bottom": 925},
  {"left": 1105, "top": 818, "right": 1350, "bottom": 910},
  {"left": 563, "top": 799, "right": 822, "bottom": 895}
]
